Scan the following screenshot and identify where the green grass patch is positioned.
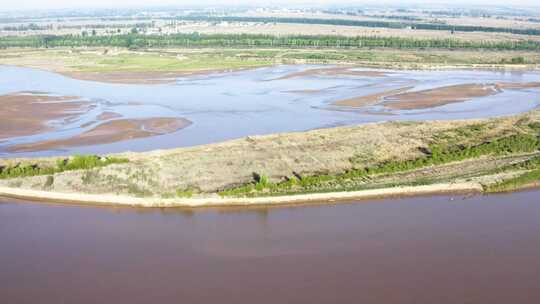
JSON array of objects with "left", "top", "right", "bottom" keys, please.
[
  {"left": 79, "top": 53, "right": 272, "bottom": 72},
  {"left": 176, "top": 188, "right": 194, "bottom": 198},
  {"left": 219, "top": 133, "right": 540, "bottom": 197},
  {"left": 0, "top": 155, "right": 128, "bottom": 180},
  {"left": 486, "top": 169, "right": 540, "bottom": 193}
]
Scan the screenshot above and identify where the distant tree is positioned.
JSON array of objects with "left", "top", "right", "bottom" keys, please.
[
  {"left": 131, "top": 27, "right": 138, "bottom": 34},
  {"left": 91, "top": 29, "right": 97, "bottom": 36},
  {"left": 511, "top": 56, "right": 526, "bottom": 64},
  {"left": 126, "top": 36, "right": 134, "bottom": 48},
  {"left": 81, "top": 30, "right": 88, "bottom": 37}
]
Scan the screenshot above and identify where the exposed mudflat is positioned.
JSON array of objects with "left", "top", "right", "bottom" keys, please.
[
  {"left": 0, "top": 92, "right": 92, "bottom": 139},
  {"left": 63, "top": 69, "right": 248, "bottom": 85},
  {"left": 96, "top": 111, "right": 122, "bottom": 121},
  {"left": 496, "top": 82, "right": 540, "bottom": 90},
  {"left": 384, "top": 83, "right": 500, "bottom": 110},
  {"left": 274, "top": 66, "right": 388, "bottom": 80},
  {"left": 336, "top": 82, "right": 540, "bottom": 110},
  {"left": 8, "top": 118, "right": 191, "bottom": 152},
  {"left": 333, "top": 86, "right": 413, "bottom": 107}
]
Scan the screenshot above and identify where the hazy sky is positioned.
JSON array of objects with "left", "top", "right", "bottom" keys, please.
[{"left": 2, "top": 0, "right": 539, "bottom": 11}]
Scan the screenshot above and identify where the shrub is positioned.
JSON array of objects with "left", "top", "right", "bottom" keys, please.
[{"left": 44, "top": 176, "right": 54, "bottom": 188}]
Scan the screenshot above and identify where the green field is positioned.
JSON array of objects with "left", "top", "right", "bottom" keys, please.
[{"left": 1, "top": 47, "right": 539, "bottom": 74}]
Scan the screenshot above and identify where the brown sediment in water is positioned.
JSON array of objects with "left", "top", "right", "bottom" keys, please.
[
  {"left": 284, "top": 89, "right": 325, "bottom": 94},
  {"left": 63, "top": 68, "right": 251, "bottom": 85},
  {"left": 18, "top": 90, "right": 50, "bottom": 95},
  {"left": 7, "top": 117, "right": 192, "bottom": 152},
  {"left": 332, "top": 82, "right": 540, "bottom": 110},
  {"left": 0, "top": 92, "right": 91, "bottom": 140},
  {"left": 383, "top": 83, "right": 501, "bottom": 110},
  {"left": 274, "top": 66, "right": 387, "bottom": 80},
  {"left": 97, "top": 111, "right": 122, "bottom": 121},
  {"left": 495, "top": 82, "right": 540, "bottom": 90},
  {"left": 333, "top": 86, "right": 413, "bottom": 107},
  {"left": 362, "top": 110, "right": 398, "bottom": 116}
]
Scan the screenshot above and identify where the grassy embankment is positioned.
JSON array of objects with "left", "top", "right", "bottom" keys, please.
[
  {"left": 220, "top": 121, "right": 540, "bottom": 197},
  {"left": 0, "top": 155, "right": 127, "bottom": 180},
  {"left": 1, "top": 47, "right": 540, "bottom": 75}
]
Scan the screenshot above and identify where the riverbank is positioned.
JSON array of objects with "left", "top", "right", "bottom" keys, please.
[
  {"left": 0, "top": 182, "right": 483, "bottom": 208},
  {"left": 1, "top": 108, "right": 539, "bottom": 208},
  {"left": 1, "top": 48, "right": 539, "bottom": 84}
]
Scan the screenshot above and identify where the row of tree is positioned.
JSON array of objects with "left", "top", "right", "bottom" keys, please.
[
  {"left": 1, "top": 33, "right": 539, "bottom": 51},
  {"left": 173, "top": 16, "right": 540, "bottom": 36}
]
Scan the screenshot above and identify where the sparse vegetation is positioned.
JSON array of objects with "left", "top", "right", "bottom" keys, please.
[
  {"left": 219, "top": 133, "right": 540, "bottom": 197},
  {"left": 486, "top": 169, "right": 540, "bottom": 192},
  {"left": 176, "top": 189, "right": 194, "bottom": 198},
  {"left": 0, "top": 155, "right": 128, "bottom": 180}
]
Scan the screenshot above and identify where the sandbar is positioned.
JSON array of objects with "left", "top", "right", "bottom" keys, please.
[
  {"left": 0, "top": 92, "right": 91, "bottom": 139},
  {"left": 274, "top": 66, "right": 387, "bottom": 80},
  {"left": 8, "top": 117, "right": 192, "bottom": 152},
  {"left": 383, "top": 84, "right": 500, "bottom": 110}
]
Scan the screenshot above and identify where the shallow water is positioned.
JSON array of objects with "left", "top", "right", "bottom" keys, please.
[
  {"left": 1, "top": 190, "right": 540, "bottom": 303},
  {"left": 1, "top": 65, "right": 540, "bottom": 157}
]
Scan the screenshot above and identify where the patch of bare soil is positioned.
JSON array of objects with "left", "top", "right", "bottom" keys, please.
[
  {"left": 495, "top": 82, "right": 540, "bottom": 90},
  {"left": 274, "top": 66, "right": 387, "bottom": 80},
  {"left": 0, "top": 92, "right": 91, "bottom": 139},
  {"left": 8, "top": 117, "right": 192, "bottom": 152},
  {"left": 284, "top": 89, "right": 325, "bottom": 94},
  {"left": 97, "top": 111, "right": 122, "bottom": 121},
  {"left": 383, "top": 84, "right": 500, "bottom": 110},
  {"left": 63, "top": 68, "right": 250, "bottom": 85},
  {"left": 333, "top": 86, "right": 413, "bottom": 107}
]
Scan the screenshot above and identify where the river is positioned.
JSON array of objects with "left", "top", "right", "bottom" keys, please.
[
  {"left": 1, "top": 65, "right": 540, "bottom": 157},
  {"left": 1, "top": 189, "right": 540, "bottom": 303}
]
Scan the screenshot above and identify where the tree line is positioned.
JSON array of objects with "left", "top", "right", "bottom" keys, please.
[
  {"left": 174, "top": 16, "right": 540, "bottom": 36},
  {"left": 1, "top": 33, "right": 540, "bottom": 51}
]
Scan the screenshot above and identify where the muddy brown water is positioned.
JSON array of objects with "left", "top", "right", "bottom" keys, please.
[{"left": 1, "top": 189, "right": 540, "bottom": 304}]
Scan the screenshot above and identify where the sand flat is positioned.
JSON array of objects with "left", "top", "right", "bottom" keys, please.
[
  {"left": 495, "top": 82, "right": 540, "bottom": 90},
  {"left": 63, "top": 68, "right": 251, "bottom": 84},
  {"left": 274, "top": 66, "right": 387, "bottom": 80},
  {"left": 8, "top": 117, "right": 192, "bottom": 152},
  {"left": 333, "top": 86, "right": 413, "bottom": 107},
  {"left": 0, "top": 92, "right": 91, "bottom": 139},
  {"left": 97, "top": 111, "right": 122, "bottom": 121},
  {"left": 334, "top": 82, "right": 540, "bottom": 110},
  {"left": 383, "top": 84, "right": 500, "bottom": 110},
  {"left": 0, "top": 182, "right": 482, "bottom": 208},
  {"left": 284, "top": 89, "right": 325, "bottom": 94}
]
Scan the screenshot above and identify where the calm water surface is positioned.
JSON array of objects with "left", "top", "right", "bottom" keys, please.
[
  {"left": 1, "top": 190, "right": 540, "bottom": 303},
  {"left": 2, "top": 65, "right": 540, "bottom": 157}
]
